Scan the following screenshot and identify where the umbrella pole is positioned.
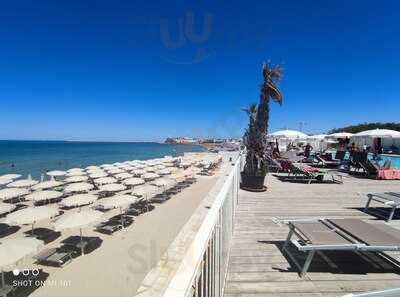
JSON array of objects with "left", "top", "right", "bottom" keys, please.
[
  {"left": 80, "top": 229, "right": 84, "bottom": 256},
  {"left": 120, "top": 208, "right": 124, "bottom": 229},
  {"left": 1, "top": 270, "right": 4, "bottom": 291},
  {"left": 31, "top": 223, "right": 35, "bottom": 236}
]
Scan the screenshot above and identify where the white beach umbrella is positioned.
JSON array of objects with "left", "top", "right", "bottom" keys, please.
[
  {"left": 269, "top": 129, "right": 308, "bottom": 139},
  {"left": 0, "top": 188, "right": 29, "bottom": 201},
  {"left": 67, "top": 168, "right": 84, "bottom": 173},
  {"left": 0, "top": 174, "right": 21, "bottom": 180},
  {"left": 142, "top": 173, "right": 160, "bottom": 181},
  {"left": 66, "top": 171, "right": 86, "bottom": 177},
  {"left": 100, "top": 164, "right": 113, "bottom": 169},
  {"left": 131, "top": 185, "right": 159, "bottom": 198},
  {"left": 7, "top": 179, "right": 38, "bottom": 188},
  {"left": 135, "top": 165, "right": 146, "bottom": 169},
  {"left": 145, "top": 167, "right": 156, "bottom": 173},
  {"left": 107, "top": 168, "right": 125, "bottom": 174},
  {"left": 0, "top": 203, "right": 16, "bottom": 215},
  {"left": 163, "top": 162, "right": 175, "bottom": 168},
  {"left": 32, "top": 180, "right": 63, "bottom": 191},
  {"left": 151, "top": 178, "right": 171, "bottom": 187},
  {"left": 114, "top": 172, "right": 132, "bottom": 180},
  {"left": 24, "top": 190, "right": 62, "bottom": 203},
  {"left": 0, "top": 238, "right": 44, "bottom": 282},
  {"left": 307, "top": 134, "right": 327, "bottom": 140},
  {"left": 89, "top": 172, "right": 108, "bottom": 179},
  {"left": 53, "top": 209, "right": 103, "bottom": 255},
  {"left": 94, "top": 177, "right": 117, "bottom": 185},
  {"left": 0, "top": 179, "right": 12, "bottom": 186},
  {"left": 86, "top": 166, "right": 100, "bottom": 170},
  {"left": 3, "top": 206, "right": 59, "bottom": 234},
  {"left": 327, "top": 132, "right": 354, "bottom": 138},
  {"left": 65, "top": 175, "right": 89, "bottom": 183},
  {"left": 353, "top": 129, "right": 400, "bottom": 138},
  {"left": 95, "top": 194, "right": 137, "bottom": 210},
  {"left": 98, "top": 183, "right": 126, "bottom": 193},
  {"left": 64, "top": 182, "right": 94, "bottom": 193},
  {"left": 60, "top": 194, "right": 98, "bottom": 208},
  {"left": 122, "top": 177, "right": 145, "bottom": 187},
  {"left": 132, "top": 169, "right": 146, "bottom": 176},
  {"left": 46, "top": 170, "right": 67, "bottom": 177},
  {"left": 157, "top": 169, "right": 171, "bottom": 176}
]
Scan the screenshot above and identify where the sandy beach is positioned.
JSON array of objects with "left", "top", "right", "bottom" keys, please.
[{"left": 2, "top": 153, "right": 226, "bottom": 297}]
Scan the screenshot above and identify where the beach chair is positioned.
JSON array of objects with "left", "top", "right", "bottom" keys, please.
[
  {"left": 364, "top": 192, "right": 400, "bottom": 221},
  {"left": 314, "top": 154, "right": 341, "bottom": 168},
  {"left": 360, "top": 160, "right": 400, "bottom": 180},
  {"left": 333, "top": 150, "right": 346, "bottom": 162},
  {"left": 282, "top": 218, "right": 400, "bottom": 277},
  {"left": 96, "top": 216, "right": 133, "bottom": 234},
  {"left": 287, "top": 163, "right": 343, "bottom": 184},
  {"left": 149, "top": 192, "right": 170, "bottom": 203},
  {"left": 349, "top": 151, "right": 368, "bottom": 172},
  {"left": 266, "top": 156, "right": 283, "bottom": 172},
  {"left": 34, "top": 247, "right": 75, "bottom": 267}
]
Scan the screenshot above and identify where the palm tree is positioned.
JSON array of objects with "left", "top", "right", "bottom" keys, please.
[{"left": 242, "top": 63, "right": 283, "bottom": 184}]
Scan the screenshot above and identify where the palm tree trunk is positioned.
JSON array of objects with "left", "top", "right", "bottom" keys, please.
[{"left": 256, "top": 87, "right": 270, "bottom": 133}]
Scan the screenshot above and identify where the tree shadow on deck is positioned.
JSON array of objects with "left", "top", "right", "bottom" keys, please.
[{"left": 258, "top": 240, "right": 400, "bottom": 276}]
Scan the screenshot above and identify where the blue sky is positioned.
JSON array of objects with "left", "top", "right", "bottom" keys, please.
[{"left": 0, "top": 0, "right": 399, "bottom": 141}]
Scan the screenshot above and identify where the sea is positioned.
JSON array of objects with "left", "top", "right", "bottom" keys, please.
[{"left": 0, "top": 140, "right": 204, "bottom": 179}]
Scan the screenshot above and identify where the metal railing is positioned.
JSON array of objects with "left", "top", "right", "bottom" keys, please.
[{"left": 162, "top": 153, "right": 242, "bottom": 297}]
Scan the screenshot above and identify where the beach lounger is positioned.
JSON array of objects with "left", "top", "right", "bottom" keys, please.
[
  {"left": 34, "top": 247, "right": 75, "bottom": 267},
  {"left": 96, "top": 217, "right": 133, "bottom": 234},
  {"left": 150, "top": 193, "right": 170, "bottom": 203},
  {"left": 360, "top": 160, "right": 400, "bottom": 180},
  {"left": 287, "top": 163, "right": 343, "bottom": 184},
  {"left": 314, "top": 154, "right": 341, "bottom": 167},
  {"left": 364, "top": 192, "right": 400, "bottom": 221},
  {"left": 282, "top": 218, "right": 400, "bottom": 277}
]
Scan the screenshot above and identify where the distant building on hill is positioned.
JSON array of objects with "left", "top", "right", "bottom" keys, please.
[{"left": 164, "top": 137, "right": 198, "bottom": 144}]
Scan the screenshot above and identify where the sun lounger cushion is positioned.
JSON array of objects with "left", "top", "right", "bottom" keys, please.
[
  {"left": 329, "top": 219, "right": 400, "bottom": 247},
  {"left": 292, "top": 221, "right": 351, "bottom": 245},
  {"left": 377, "top": 169, "right": 400, "bottom": 180}
]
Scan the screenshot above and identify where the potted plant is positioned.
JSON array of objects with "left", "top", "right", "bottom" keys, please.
[{"left": 241, "top": 63, "right": 283, "bottom": 191}]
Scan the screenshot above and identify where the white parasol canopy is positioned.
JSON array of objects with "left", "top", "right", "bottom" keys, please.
[
  {"left": 3, "top": 206, "right": 58, "bottom": 229},
  {"left": 269, "top": 129, "right": 308, "bottom": 139},
  {"left": 157, "top": 169, "right": 171, "bottom": 176},
  {"left": 86, "top": 166, "right": 100, "bottom": 170},
  {"left": 60, "top": 194, "right": 98, "bottom": 208},
  {"left": 7, "top": 179, "right": 38, "bottom": 188},
  {"left": 132, "top": 169, "right": 146, "bottom": 176},
  {"left": 122, "top": 177, "right": 145, "bottom": 186},
  {"left": 142, "top": 173, "right": 160, "bottom": 181},
  {"left": 95, "top": 194, "right": 138, "bottom": 210},
  {"left": 327, "top": 132, "right": 354, "bottom": 138},
  {"left": 0, "top": 237, "right": 44, "bottom": 270},
  {"left": 98, "top": 183, "right": 126, "bottom": 192},
  {"left": 89, "top": 172, "right": 108, "bottom": 179},
  {"left": 0, "top": 179, "right": 12, "bottom": 186},
  {"left": 0, "top": 188, "right": 29, "bottom": 200},
  {"left": 0, "top": 174, "right": 21, "bottom": 180},
  {"left": 151, "top": 178, "right": 173, "bottom": 187},
  {"left": 94, "top": 177, "right": 117, "bottom": 185},
  {"left": 131, "top": 185, "right": 159, "bottom": 197},
  {"left": 0, "top": 203, "right": 16, "bottom": 215},
  {"left": 46, "top": 170, "right": 67, "bottom": 177},
  {"left": 65, "top": 175, "right": 89, "bottom": 183},
  {"left": 64, "top": 182, "right": 94, "bottom": 193},
  {"left": 353, "top": 129, "right": 400, "bottom": 138},
  {"left": 114, "top": 172, "right": 132, "bottom": 180},
  {"left": 66, "top": 171, "right": 86, "bottom": 177},
  {"left": 107, "top": 168, "right": 125, "bottom": 174},
  {"left": 67, "top": 168, "right": 84, "bottom": 173},
  {"left": 24, "top": 190, "right": 62, "bottom": 202},
  {"left": 53, "top": 209, "right": 103, "bottom": 255},
  {"left": 32, "top": 180, "right": 63, "bottom": 191}
]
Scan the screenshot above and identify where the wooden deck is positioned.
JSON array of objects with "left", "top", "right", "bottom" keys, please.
[{"left": 224, "top": 172, "right": 400, "bottom": 297}]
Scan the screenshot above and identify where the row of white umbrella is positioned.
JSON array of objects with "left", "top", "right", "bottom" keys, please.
[{"left": 268, "top": 129, "right": 400, "bottom": 140}]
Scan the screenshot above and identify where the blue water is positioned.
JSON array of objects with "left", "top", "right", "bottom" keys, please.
[
  {"left": 0, "top": 141, "right": 204, "bottom": 179},
  {"left": 332, "top": 151, "right": 400, "bottom": 169}
]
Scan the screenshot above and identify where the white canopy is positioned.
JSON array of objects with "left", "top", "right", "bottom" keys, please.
[
  {"left": 65, "top": 175, "right": 89, "bottom": 183},
  {"left": 268, "top": 130, "right": 308, "bottom": 139},
  {"left": 0, "top": 174, "right": 21, "bottom": 180},
  {"left": 0, "top": 188, "right": 29, "bottom": 200},
  {"left": 3, "top": 206, "right": 58, "bottom": 226},
  {"left": 98, "top": 183, "right": 126, "bottom": 192},
  {"left": 0, "top": 237, "right": 44, "bottom": 270},
  {"left": 353, "top": 129, "right": 400, "bottom": 138},
  {"left": 157, "top": 169, "right": 171, "bottom": 176},
  {"left": 107, "top": 168, "right": 125, "bottom": 174},
  {"left": 64, "top": 182, "right": 94, "bottom": 193},
  {"left": 86, "top": 166, "right": 100, "bottom": 170},
  {"left": 95, "top": 195, "right": 138, "bottom": 210},
  {"left": 7, "top": 179, "right": 39, "bottom": 188},
  {"left": 24, "top": 190, "right": 62, "bottom": 202},
  {"left": 32, "top": 180, "right": 63, "bottom": 191},
  {"left": 0, "top": 179, "right": 12, "bottom": 186},
  {"left": 53, "top": 209, "right": 103, "bottom": 231},
  {"left": 60, "top": 194, "right": 98, "bottom": 207},
  {"left": 66, "top": 171, "right": 86, "bottom": 177},
  {"left": 0, "top": 203, "right": 16, "bottom": 215},
  {"left": 89, "top": 172, "right": 108, "bottom": 179},
  {"left": 151, "top": 178, "right": 173, "bottom": 187},
  {"left": 327, "top": 132, "right": 354, "bottom": 138},
  {"left": 46, "top": 170, "right": 67, "bottom": 177},
  {"left": 142, "top": 173, "right": 160, "bottom": 181},
  {"left": 131, "top": 185, "right": 159, "bottom": 197},
  {"left": 122, "top": 177, "right": 145, "bottom": 186},
  {"left": 94, "top": 177, "right": 117, "bottom": 185},
  {"left": 114, "top": 172, "right": 132, "bottom": 180},
  {"left": 67, "top": 168, "right": 84, "bottom": 173}
]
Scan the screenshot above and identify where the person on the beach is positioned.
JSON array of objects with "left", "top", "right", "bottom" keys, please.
[{"left": 304, "top": 143, "right": 313, "bottom": 158}]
